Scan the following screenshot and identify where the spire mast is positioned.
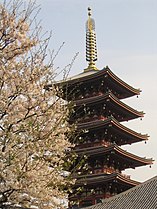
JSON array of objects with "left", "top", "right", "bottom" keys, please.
[{"left": 85, "top": 7, "right": 98, "bottom": 72}]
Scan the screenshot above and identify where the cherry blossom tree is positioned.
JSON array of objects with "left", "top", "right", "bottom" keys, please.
[{"left": 0, "top": 1, "right": 74, "bottom": 208}]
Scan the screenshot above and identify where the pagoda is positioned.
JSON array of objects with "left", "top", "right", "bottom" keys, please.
[{"left": 58, "top": 8, "right": 153, "bottom": 208}]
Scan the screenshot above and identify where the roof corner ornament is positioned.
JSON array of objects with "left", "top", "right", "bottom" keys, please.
[{"left": 84, "top": 7, "right": 98, "bottom": 72}]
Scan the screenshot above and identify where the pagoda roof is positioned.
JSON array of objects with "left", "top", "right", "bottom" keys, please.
[
  {"left": 75, "top": 172, "right": 139, "bottom": 188},
  {"left": 58, "top": 67, "right": 141, "bottom": 99},
  {"left": 84, "top": 175, "right": 157, "bottom": 209},
  {"left": 75, "top": 92, "right": 144, "bottom": 121},
  {"left": 76, "top": 144, "right": 153, "bottom": 169},
  {"left": 77, "top": 117, "right": 148, "bottom": 144}
]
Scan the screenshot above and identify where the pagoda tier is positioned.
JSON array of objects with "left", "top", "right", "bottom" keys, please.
[
  {"left": 71, "top": 92, "right": 144, "bottom": 123},
  {"left": 73, "top": 117, "right": 148, "bottom": 147},
  {"left": 57, "top": 67, "right": 141, "bottom": 101},
  {"left": 69, "top": 173, "right": 140, "bottom": 207},
  {"left": 75, "top": 144, "right": 153, "bottom": 174}
]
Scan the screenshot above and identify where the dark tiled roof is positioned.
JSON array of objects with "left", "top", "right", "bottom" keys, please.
[
  {"left": 59, "top": 67, "right": 140, "bottom": 95},
  {"left": 76, "top": 172, "right": 139, "bottom": 187},
  {"left": 76, "top": 144, "right": 153, "bottom": 168},
  {"left": 84, "top": 175, "right": 157, "bottom": 209},
  {"left": 77, "top": 117, "right": 148, "bottom": 141}
]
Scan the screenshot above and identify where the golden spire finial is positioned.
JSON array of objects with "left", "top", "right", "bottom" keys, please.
[{"left": 84, "top": 7, "right": 98, "bottom": 72}]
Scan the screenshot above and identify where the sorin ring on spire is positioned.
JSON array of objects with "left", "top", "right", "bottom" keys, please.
[{"left": 85, "top": 7, "right": 98, "bottom": 71}]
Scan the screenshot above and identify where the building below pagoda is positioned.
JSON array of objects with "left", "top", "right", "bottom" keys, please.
[
  {"left": 57, "top": 7, "right": 153, "bottom": 208},
  {"left": 84, "top": 176, "right": 157, "bottom": 209}
]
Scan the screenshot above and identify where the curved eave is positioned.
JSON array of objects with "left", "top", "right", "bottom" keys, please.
[
  {"left": 77, "top": 117, "right": 148, "bottom": 142},
  {"left": 111, "top": 117, "right": 148, "bottom": 140},
  {"left": 106, "top": 68, "right": 141, "bottom": 97},
  {"left": 56, "top": 67, "right": 140, "bottom": 98},
  {"left": 75, "top": 92, "right": 144, "bottom": 119},
  {"left": 114, "top": 145, "right": 153, "bottom": 166},
  {"left": 109, "top": 93, "right": 144, "bottom": 118},
  {"left": 76, "top": 145, "right": 153, "bottom": 167},
  {"left": 75, "top": 173, "right": 140, "bottom": 187}
]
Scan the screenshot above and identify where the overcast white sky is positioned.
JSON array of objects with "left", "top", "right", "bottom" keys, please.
[{"left": 35, "top": 0, "right": 157, "bottom": 182}]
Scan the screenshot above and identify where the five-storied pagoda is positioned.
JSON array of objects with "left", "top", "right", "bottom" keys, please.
[{"left": 59, "top": 8, "right": 153, "bottom": 208}]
